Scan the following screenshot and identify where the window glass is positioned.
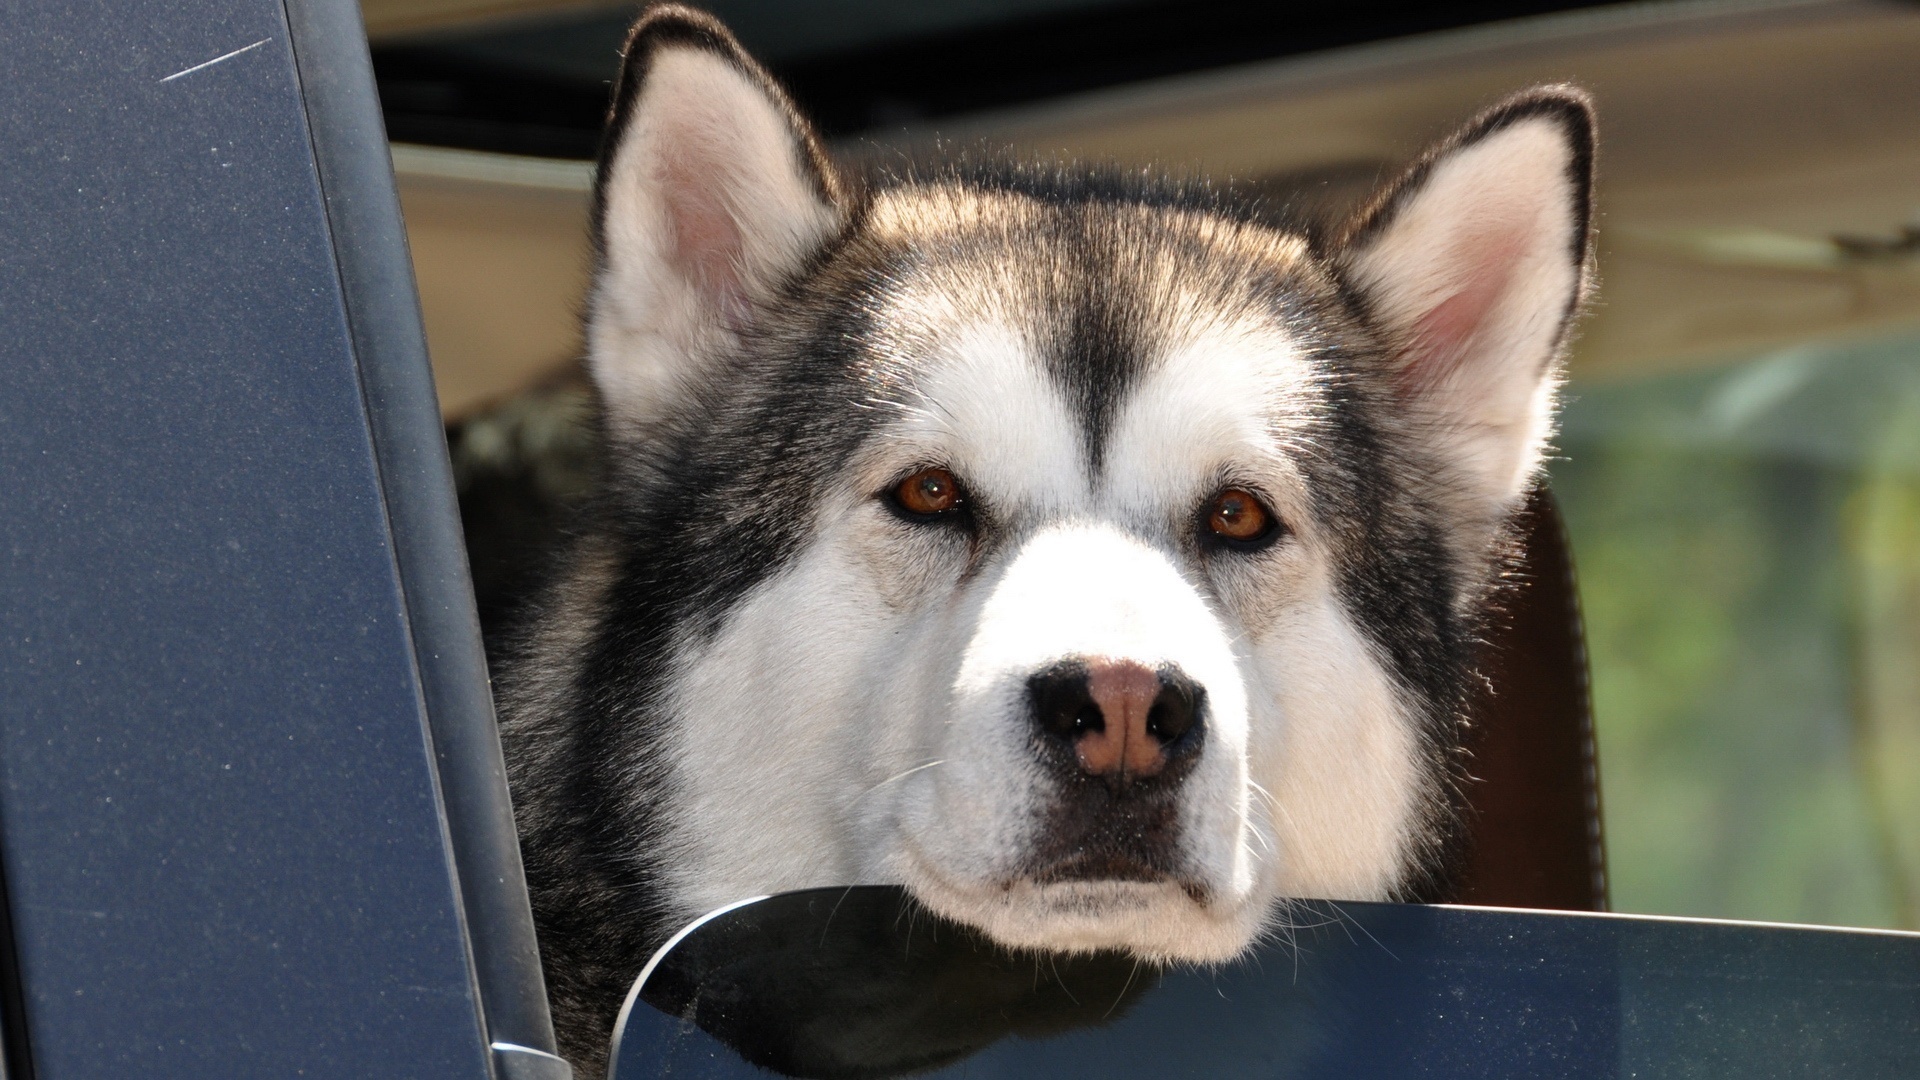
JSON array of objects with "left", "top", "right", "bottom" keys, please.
[{"left": 613, "top": 885, "right": 1920, "bottom": 1079}]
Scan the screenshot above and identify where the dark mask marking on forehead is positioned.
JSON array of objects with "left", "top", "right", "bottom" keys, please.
[
  {"left": 1042, "top": 221, "right": 1151, "bottom": 479},
  {"left": 857, "top": 166, "right": 1337, "bottom": 503},
  {"left": 857, "top": 163, "right": 1263, "bottom": 483}
]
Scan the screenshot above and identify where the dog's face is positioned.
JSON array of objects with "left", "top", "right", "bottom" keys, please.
[{"left": 576, "top": 8, "right": 1591, "bottom": 962}]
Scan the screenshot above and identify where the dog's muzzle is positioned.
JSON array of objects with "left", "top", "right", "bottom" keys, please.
[{"left": 1021, "top": 657, "right": 1207, "bottom": 884}]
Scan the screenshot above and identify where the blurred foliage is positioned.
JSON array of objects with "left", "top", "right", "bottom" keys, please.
[{"left": 1555, "top": 332, "right": 1920, "bottom": 929}]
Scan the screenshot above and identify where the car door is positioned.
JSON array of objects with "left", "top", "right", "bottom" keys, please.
[{"left": 0, "top": 1, "right": 562, "bottom": 1076}]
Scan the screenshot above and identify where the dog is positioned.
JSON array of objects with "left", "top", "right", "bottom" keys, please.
[{"left": 493, "top": 5, "right": 1594, "bottom": 1072}]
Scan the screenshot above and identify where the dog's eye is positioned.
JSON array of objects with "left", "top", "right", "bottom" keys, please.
[
  {"left": 1206, "top": 488, "right": 1281, "bottom": 547},
  {"left": 890, "top": 467, "right": 964, "bottom": 519}
]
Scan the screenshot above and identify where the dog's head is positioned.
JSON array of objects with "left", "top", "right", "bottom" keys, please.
[{"left": 582, "top": 6, "right": 1592, "bottom": 961}]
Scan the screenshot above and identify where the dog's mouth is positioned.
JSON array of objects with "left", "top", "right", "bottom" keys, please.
[
  {"left": 903, "top": 838, "right": 1214, "bottom": 914},
  {"left": 894, "top": 833, "right": 1258, "bottom": 963},
  {"left": 1027, "top": 851, "right": 1172, "bottom": 885},
  {"left": 1025, "top": 855, "right": 1215, "bottom": 906},
  {"left": 1022, "top": 857, "right": 1217, "bottom": 911}
]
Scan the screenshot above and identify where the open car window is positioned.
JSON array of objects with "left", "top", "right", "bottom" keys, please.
[{"left": 412, "top": 0, "right": 1920, "bottom": 934}]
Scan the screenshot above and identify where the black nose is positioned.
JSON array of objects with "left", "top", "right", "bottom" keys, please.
[{"left": 1027, "top": 659, "right": 1204, "bottom": 782}]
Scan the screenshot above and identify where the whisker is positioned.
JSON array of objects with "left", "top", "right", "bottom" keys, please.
[
  {"left": 855, "top": 759, "right": 946, "bottom": 802},
  {"left": 1254, "top": 781, "right": 1302, "bottom": 835},
  {"left": 1104, "top": 958, "right": 1144, "bottom": 1020},
  {"left": 1244, "top": 818, "right": 1276, "bottom": 857},
  {"left": 1326, "top": 901, "right": 1398, "bottom": 961}
]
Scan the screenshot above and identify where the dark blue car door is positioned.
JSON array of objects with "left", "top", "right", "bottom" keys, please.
[{"left": 0, "top": 1, "right": 561, "bottom": 1076}]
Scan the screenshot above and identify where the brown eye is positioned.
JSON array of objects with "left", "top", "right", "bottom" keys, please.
[
  {"left": 892, "top": 467, "right": 962, "bottom": 517},
  {"left": 1206, "top": 488, "right": 1278, "bottom": 546}
]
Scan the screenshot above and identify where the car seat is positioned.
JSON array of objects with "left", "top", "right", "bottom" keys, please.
[{"left": 1454, "top": 486, "right": 1608, "bottom": 911}]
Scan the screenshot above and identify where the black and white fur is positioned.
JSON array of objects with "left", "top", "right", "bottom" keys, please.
[{"left": 495, "top": 6, "right": 1594, "bottom": 1073}]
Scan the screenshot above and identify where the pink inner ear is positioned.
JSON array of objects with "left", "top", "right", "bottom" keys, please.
[
  {"left": 660, "top": 150, "right": 752, "bottom": 329},
  {"left": 1400, "top": 228, "right": 1527, "bottom": 395}
]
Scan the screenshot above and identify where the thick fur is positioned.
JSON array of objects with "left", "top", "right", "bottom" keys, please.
[{"left": 494, "top": 6, "right": 1595, "bottom": 1074}]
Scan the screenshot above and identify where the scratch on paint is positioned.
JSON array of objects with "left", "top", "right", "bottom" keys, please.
[{"left": 159, "top": 37, "right": 271, "bottom": 84}]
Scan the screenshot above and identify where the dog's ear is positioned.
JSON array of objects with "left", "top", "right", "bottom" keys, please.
[
  {"left": 588, "top": 4, "right": 845, "bottom": 436},
  {"left": 1336, "top": 88, "right": 1594, "bottom": 535}
]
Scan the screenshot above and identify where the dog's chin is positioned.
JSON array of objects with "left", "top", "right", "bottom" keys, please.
[{"left": 896, "top": 856, "right": 1266, "bottom": 964}]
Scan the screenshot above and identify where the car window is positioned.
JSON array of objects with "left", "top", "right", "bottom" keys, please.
[{"left": 388, "top": 0, "right": 1920, "bottom": 934}]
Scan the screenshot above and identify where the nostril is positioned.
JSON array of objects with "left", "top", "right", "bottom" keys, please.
[
  {"left": 1145, "top": 670, "right": 1202, "bottom": 747},
  {"left": 1029, "top": 659, "right": 1206, "bottom": 781},
  {"left": 1028, "top": 662, "right": 1100, "bottom": 746},
  {"left": 1145, "top": 698, "right": 1183, "bottom": 742}
]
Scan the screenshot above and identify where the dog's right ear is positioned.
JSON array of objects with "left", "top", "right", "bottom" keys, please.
[{"left": 588, "top": 5, "right": 845, "bottom": 436}]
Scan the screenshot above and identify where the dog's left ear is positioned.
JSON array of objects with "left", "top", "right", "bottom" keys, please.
[
  {"left": 1336, "top": 87, "right": 1594, "bottom": 533},
  {"left": 588, "top": 5, "right": 846, "bottom": 437}
]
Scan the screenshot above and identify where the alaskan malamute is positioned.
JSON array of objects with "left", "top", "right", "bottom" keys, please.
[{"left": 495, "top": 4, "right": 1594, "bottom": 1071}]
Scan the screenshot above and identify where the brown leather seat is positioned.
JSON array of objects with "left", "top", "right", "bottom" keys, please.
[{"left": 1453, "top": 486, "right": 1609, "bottom": 911}]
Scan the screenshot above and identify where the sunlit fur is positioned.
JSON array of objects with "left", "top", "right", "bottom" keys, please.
[{"left": 493, "top": 7, "right": 1594, "bottom": 1075}]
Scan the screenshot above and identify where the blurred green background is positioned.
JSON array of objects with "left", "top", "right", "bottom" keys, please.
[{"left": 1557, "top": 330, "right": 1920, "bottom": 929}]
